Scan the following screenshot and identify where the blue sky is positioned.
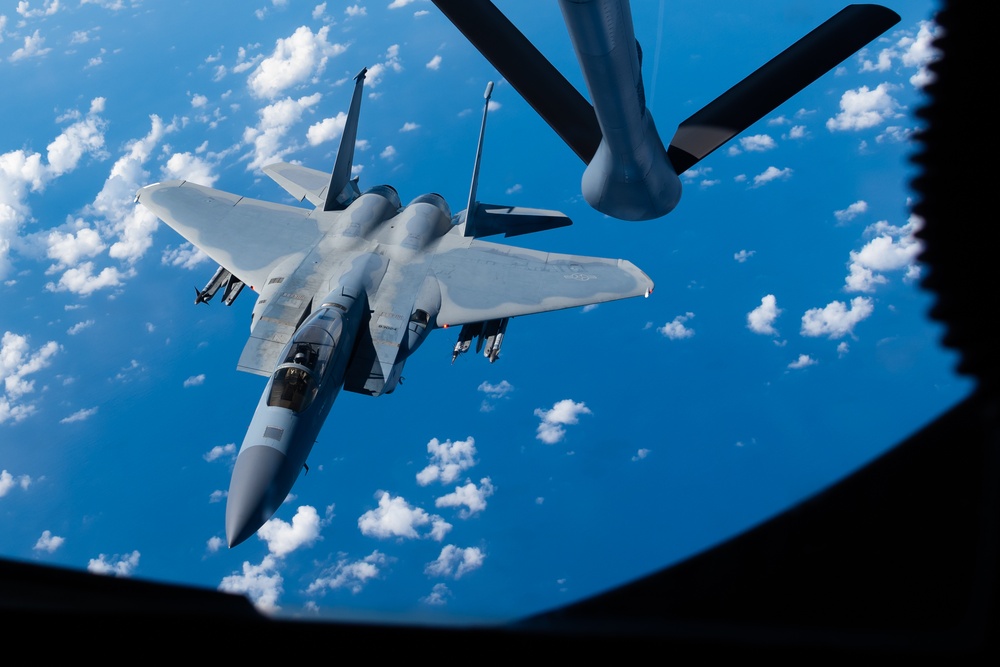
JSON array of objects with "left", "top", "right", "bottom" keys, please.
[{"left": 0, "top": 0, "right": 969, "bottom": 624}]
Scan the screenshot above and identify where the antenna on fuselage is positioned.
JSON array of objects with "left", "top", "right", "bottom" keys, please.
[
  {"left": 324, "top": 67, "right": 367, "bottom": 211},
  {"left": 461, "top": 80, "right": 494, "bottom": 234}
]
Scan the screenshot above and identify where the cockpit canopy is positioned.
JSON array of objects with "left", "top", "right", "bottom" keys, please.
[{"left": 266, "top": 308, "right": 345, "bottom": 413}]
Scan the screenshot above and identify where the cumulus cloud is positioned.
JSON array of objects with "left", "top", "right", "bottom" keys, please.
[
  {"left": 738, "top": 134, "right": 776, "bottom": 152},
  {"left": 257, "top": 505, "right": 321, "bottom": 557},
  {"left": 747, "top": 295, "right": 781, "bottom": 335},
  {"left": 8, "top": 29, "right": 52, "bottom": 62},
  {"left": 657, "top": 312, "right": 695, "bottom": 339},
  {"left": 162, "top": 152, "right": 217, "bottom": 186},
  {"left": 800, "top": 297, "right": 874, "bottom": 339},
  {"left": 416, "top": 437, "right": 477, "bottom": 486},
  {"left": 219, "top": 554, "right": 284, "bottom": 614},
  {"left": 435, "top": 478, "right": 494, "bottom": 518},
  {"left": 243, "top": 93, "right": 322, "bottom": 171},
  {"left": 844, "top": 216, "right": 923, "bottom": 292},
  {"left": 44, "top": 225, "right": 106, "bottom": 273},
  {"left": 306, "top": 550, "right": 390, "bottom": 595},
  {"left": 424, "top": 545, "right": 485, "bottom": 579},
  {"left": 734, "top": 249, "right": 755, "bottom": 263},
  {"left": 183, "top": 374, "right": 205, "bottom": 388},
  {"left": 33, "top": 530, "right": 65, "bottom": 553},
  {"left": 826, "top": 83, "right": 902, "bottom": 131},
  {"left": 421, "top": 582, "right": 451, "bottom": 605},
  {"left": 66, "top": 320, "right": 95, "bottom": 335},
  {"left": 87, "top": 550, "right": 140, "bottom": 577},
  {"left": 788, "top": 354, "right": 818, "bottom": 370},
  {"left": 358, "top": 491, "right": 451, "bottom": 541},
  {"left": 1, "top": 331, "right": 60, "bottom": 424},
  {"left": 752, "top": 166, "right": 793, "bottom": 187},
  {"left": 203, "top": 443, "right": 236, "bottom": 462},
  {"left": 2, "top": 99, "right": 110, "bottom": 280},
  {"left": 247, "top": 25, "right": 348, "bottom": 99},
  {"left": 426, "top": 54, "right": 442, "bottom": 70},
  {"left": 834, "top": 200, "right": 868, "bottom": 223},
  {"left": 161, "top": 242, "right": 209, "bottom": 269},
  {"left": 860, "top": 20, "right": 942, "bottom": 89},
  {"left": 534, "top": 399, "right": 592, "bottom": 444},
  {"left": 0, "top": 469, "right": 32, "bottom": 497},
  {"left": 206, "top": 536, "right": 225, "bottom": 553},
  {"left": 477, "top": 380, "right": 512, "bottom": 399},
  {"left": 306, "top": 112, "right": 348, "bottom": 146}
]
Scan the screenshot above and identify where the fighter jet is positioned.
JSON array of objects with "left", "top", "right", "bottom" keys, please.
[
  {"left": 134, "top": 71, "right": 653, "bottom": 548},
  {"left": 430, "top": 1, "right": 900, "bottom": 221}
]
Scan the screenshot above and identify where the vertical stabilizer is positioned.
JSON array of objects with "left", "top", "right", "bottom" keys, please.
[
  {"left": 462, "top": 81, "right": 494, "bottom": 234},
  {"left": 325, "top": 68, "right": 367, "bottom": 211}
]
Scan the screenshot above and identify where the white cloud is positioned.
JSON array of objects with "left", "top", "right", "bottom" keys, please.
[
  {"left": 400, "top": 122, "right": 419, "bottom": 132},
  {"left": 243, "top": 93, "right": 322, "bottom": 171},
  {"left": 162, "top": 152, "right": 218, "bottom": 186},
  {"left": 738, "top": 134, "right": 776, "bottom": 152},
  {"left": 33, "top": 530, "right": 65, "bottom": 553},
  {"left": 834, "top": 200, "right": 868, "bottom": 223},
  {"left": 860, "top": 20, "right": 942, "bottom": 89},
  {"left": 87, "top": 550, "right": 140, "bottom": 577},
  {"left": 45, "top": 225, "right": 106, "bottom": 272},
  {"left": 66, "top": 320, "right": 95, "bottom": 335},
  {"left": 632, "top": 448, "right": 650, "bottom": 462},
  {"left": 421, "top": 582, "right": 451, "bottom": 605},
  {"left": 416, "top": 437, "right": 477, "bottom": 486},
  {"left": 60, "top": 406, "right": 97, "bottom": 423},
  {"left": 306, "top": 112, "right": 348, "bottom": 146},
  {"left": 788, "top": 354, "right": 818, "bottom": 370},
  {"left": 752, "top": 166, "right": 792, "bottom": 187},
  {"left": 1, "top": 100, "right": 110, "bottom": 279},
  {"left": 800, "top": 296, "right": 874, "bottom": 339},
  {"left": 424, "top": 545, "right": 485, "bottom": 579},
  {"left": 257, "top": 505, "right": 321, "bottom": 557},
  {"left": 247, "top": 25, "right": 347, "bottom": 99},
  {"left": 183, "top": 374, "right": 205, "bottom": 388},
  {"left": 219, "top": 554, "right": 283, "bottom": 614},
  {"left": 8, "top": 29, "right": 52, "bottom": 62},
  {"left": 844, "top": 216, "right": 923, "bottom": 292},
  {"left": 733, "top": 249, "right": 755, "bottom": 263},
  {"left": 358, "top": 491, "right": 451, "bottom": 540},
  {"left": 534, "top": 399, "right": 592, "bottom": 444},
  {"left": 435, "top": 478, "right": 494, "bottom": 518},
  {"left": 203, "top": 443, "right": 237, "bottom": 462},
  {"left": 426, "top": 54, "right": 442, "bottom": 70},
  {"left": 161, "top": 243, "right": 209, "bottom": 269},
  {"left": 306, "top": 550, "right": 390, "bottom": 595},
  {"left": 826, "top": 83, "right": 902, "bottom": 131},
  {"left": 206, "top": 536, "right": 224, "bottom": 553},
  {"left": 1, "top": 331, "right": 60, "bottom": 424},
  {"left": 747, "top": 294, "right": 781, "bottom": 335},
  {"left": 477, "top": 380, "right": 512, "bottom": 399},
  {"left": 0, "top": 469, "right": 32, "bottom": 497},
  {"left": 657, "top": 312, "right": 695, "bottom": 340}
]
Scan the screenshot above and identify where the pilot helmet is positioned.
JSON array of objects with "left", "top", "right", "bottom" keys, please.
[{"left": 294, "top": 352, "right": 306, "bottom": 364}]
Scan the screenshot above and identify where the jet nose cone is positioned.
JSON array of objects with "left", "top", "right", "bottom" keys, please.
[{"left": 226, "top": 445, "right": 287, "bottom": 548}]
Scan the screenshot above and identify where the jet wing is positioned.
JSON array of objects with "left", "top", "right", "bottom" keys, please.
[
  {"left": 431, "top": 240, "right": 653, "bottom": 326},
  {"left": 135, "top": 180, "right": 322, "bottom": 292}
]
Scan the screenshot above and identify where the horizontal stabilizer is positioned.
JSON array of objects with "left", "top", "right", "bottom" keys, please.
[
  {"left": 263, "top": 162, "right": 333, "bottom": 208},
  {"left": 464, "top": 203, "right": 572, "bottom": 238}
]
